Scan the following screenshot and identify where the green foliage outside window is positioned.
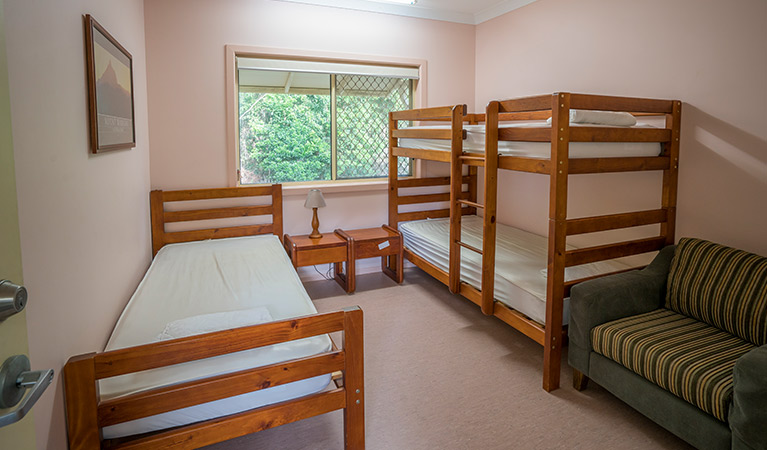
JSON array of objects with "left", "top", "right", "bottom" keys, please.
[
  {"left": 239, "top": 92, "right": 331, "bottom": 184},
  {"left": 238, "top": 73, "right": 411, "bottom": 185}
]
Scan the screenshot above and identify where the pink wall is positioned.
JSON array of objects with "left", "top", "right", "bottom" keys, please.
[
  {"left": 4, "top": 1, "right": 151, "bottom": 448},
  {"left": 144, "top": 0, "right": 475, "bottom": 236},
  {"left": 6, "top": 1, "right": 764, "bottom": 448},
  {"left": 476, "top": 0, "right": 767, "bottom": 256}
]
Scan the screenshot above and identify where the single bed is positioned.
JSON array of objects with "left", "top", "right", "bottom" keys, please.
[
  {"left": 63, "top": 185, "right": 365, "bottom": 450},
  {"left": 399, "top": 216, "right": 629, "bottom": 326}
]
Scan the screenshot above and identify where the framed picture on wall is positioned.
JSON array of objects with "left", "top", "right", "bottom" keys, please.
[{"left": 83, "top": 14, "right": 135, "bottom": 153}]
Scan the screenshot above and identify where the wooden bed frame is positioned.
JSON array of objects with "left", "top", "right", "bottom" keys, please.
[
  {"left": 387, "top": 93, "right": 681, "bottom": 392},
  {"left": 63, "top": 185, "right": 365, "bottom": 449}
]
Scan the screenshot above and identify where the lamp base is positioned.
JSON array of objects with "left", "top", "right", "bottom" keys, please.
[{"left": 309, "top": 207, "right": 322, "bottom": 239}]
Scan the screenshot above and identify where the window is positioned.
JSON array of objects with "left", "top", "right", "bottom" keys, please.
[{"left": 236, "top": 57, "right": 417, "bottom": 185}]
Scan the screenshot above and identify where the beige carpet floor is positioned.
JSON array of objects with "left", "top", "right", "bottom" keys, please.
[{"left": 205, "top": 267, "right": 693, "bottom": 450}]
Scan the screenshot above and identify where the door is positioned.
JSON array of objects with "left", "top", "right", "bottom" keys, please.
[{"left": 0, "top": 0, "right": 37, "bottom": 448}]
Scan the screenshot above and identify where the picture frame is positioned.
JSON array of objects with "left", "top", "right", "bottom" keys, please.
[{"left": 83, "top": 15, "right": 136, "bottom": 153}]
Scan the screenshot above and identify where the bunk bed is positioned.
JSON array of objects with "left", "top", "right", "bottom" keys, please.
[
  {"left": 63, "top": 185, "right": 365, "bottom": 450},
  {"left": 387, "top": 93, "right": 681, "bottom": 392}
]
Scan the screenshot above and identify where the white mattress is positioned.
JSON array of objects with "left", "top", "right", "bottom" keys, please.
[
  {"left": 101, "top": 235, "right": 332, "bottom": 439},
  {"left": 399, "top": 216, "right": 630, "bottom": 325},
  {"left": 398, "top": 123, "right": 662, "bottom": 158}
]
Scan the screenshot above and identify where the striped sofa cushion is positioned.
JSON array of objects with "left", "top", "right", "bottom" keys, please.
[
  {"left": 666, "top": 238, "right": 767, "bottom": 346},
  {"left": 591, "top": 308, "right": 754, "bottom": 422}
]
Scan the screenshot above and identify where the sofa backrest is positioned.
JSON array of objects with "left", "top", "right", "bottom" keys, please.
[{"left": 666, "top": 238, "right": 767, "bottom": 346}]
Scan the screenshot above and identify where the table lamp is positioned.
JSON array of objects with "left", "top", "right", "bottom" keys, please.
[{"left": 304, "top": 189, "right": 326, "bottom": 239}]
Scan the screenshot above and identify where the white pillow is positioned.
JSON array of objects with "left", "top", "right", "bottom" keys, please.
[
  {"left": 547, "top": 110, "right": 637, "bottom": 127},
  {"left": 155, "top": 307, "right": 274, "bottom": 341}
]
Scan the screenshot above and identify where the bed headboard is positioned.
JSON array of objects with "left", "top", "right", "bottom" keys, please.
[{"left": 149, "top": 184, "right": 283, "bottom": 256}]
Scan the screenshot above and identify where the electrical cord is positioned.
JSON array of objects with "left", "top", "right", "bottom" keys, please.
[{"left": 313, "top": 263, "right": 335, "bottom": 281}]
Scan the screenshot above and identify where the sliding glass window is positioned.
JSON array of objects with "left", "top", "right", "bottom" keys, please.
[{"left": 237, "top": 57, "right": 416, "bottom": 185}]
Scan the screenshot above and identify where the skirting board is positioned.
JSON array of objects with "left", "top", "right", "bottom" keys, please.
[{"left": 297, "top": 258, "right": 415, "bottom": 282}]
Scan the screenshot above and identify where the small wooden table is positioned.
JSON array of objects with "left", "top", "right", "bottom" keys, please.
[
  {"left": 283, "top": 232, "right": 347, "bottom": 270},
  {"left": 284, "top": 225, "right": 404, "bottom": 293},
  {"left": 334, "top": 225, "right": 404, "bottom": 293}
]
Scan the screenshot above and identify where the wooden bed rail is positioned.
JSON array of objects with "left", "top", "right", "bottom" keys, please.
[
  {"left": 498, "top": 127, "right": 671, "bottom": 143},
  {"left": 63, "top": 307, "right": 364, "bottom": 450},
  {"left": 568, "top": 93, "right": 674, "bottom": 114},
  {"left": 497, "top": 92, "right": 676, "bottom": 114},
  {"left": 565, "top": 236, "right": 667, "bottom": 267},
  {"left": 391, "top": 128, "right": 468, "bottom": 140},
  {"left": 425, "top": 111, "right": 554, "bottom": 123},
  {"left": 96, "top": 351, "right": 346, "bottom": 428},
  {"left": 394, "top": 93, "right": 673, "bottom": 125},
  {"left": 388, "top": 175, "right": 476, "bottom": 227},
  {"left": 566, "top": 209, "right": 668, "bottom": 235},
  {"left": 390, "top": 104, "right": 466, "bottom": 121},
  {"left": 92, "top": 311, "right": 344, "bottom": 378},
  {"left": 150, "top": 184, "right": 283, "bottom": 256},
  {"left": 444, "top": 110, "right": 665, "bottom": 125}
]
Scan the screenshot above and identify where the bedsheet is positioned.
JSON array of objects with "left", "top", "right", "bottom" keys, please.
[{"left": 100, "top": 235, "right": 332, "bottom": 438}]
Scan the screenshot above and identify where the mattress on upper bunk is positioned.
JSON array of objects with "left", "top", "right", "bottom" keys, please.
[
  {"left": 399, "top": 216, "right": 630, "bottom": 325},
  {"left": 100, "top": 234, "right": 332, "bottom": 439},
  {"left": 398, "top": 123, "right": 662, "bottom": 158}
]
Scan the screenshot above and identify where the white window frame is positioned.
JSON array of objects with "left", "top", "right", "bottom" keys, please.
[{"left": 225, "top": 45, "right": 427, "bottom": 196}]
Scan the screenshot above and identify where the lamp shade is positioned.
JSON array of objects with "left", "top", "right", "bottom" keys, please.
[{"left": 304, "top": 189, "right": 326, "bottom": 208}]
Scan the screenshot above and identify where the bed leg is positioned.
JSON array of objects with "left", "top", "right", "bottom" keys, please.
[
  {"left": 343, "top": 307, "right": 365, "bottom": 449},
  {"left": 381, "top": 256, "right": 395, "bottom": 282},
  {"left": 381, "top": 225, "right": 404, "bottom": 284},
  {"left": 573, "top": 369, "right": 589, "bottom": 391},
  {"left": 63, "top": 353, "right": 101, "bottom": 450},
  {"left": 543, "top": 340, "right": 562, "bottom": 392}
]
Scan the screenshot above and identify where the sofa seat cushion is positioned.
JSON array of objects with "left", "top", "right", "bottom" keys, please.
[
  {"left": 591, "top": 308, "right": 754, "bottom": 422},
  {"left": 666, "top": 237, "right": 767, "bottom": 346}
]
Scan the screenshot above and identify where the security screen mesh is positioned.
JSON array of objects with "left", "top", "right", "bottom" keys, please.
[
  {"left": 238, "top": 69, "right": 412, "bottom": 184},
  {"left": 336, "top": 75, "right": 412, "bottom": 179}
]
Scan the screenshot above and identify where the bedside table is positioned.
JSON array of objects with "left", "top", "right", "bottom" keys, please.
[
  {"left": 283, "top": 233, "right": 348, "bottom": 289},
  {"left": 333, "top": 225, "right": 404, "bottom": 293}
]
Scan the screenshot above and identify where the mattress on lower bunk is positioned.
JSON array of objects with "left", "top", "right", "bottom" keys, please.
[
  {"left": 399, "top": 216, "right": 630, "bottom": 325},
  {"left": 100, "top": 235, "right": 332, "bottom": 439},
  {"left": 398, "top": 123, "right": 662, "bottom": 158}
]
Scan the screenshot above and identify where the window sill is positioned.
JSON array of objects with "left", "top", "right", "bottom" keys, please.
[{"left": 281, "top": 179, "right": 389, "bottom": 197}]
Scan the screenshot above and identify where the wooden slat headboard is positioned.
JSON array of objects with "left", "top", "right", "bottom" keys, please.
[{"left": 149, "top": 184, "right": 283, "bottom": 256}]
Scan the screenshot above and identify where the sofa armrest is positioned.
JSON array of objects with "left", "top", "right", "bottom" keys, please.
[
  {"left": 730, "top": 345, "right": 767, "bottom": 450},
  {"left": 569, "top": 245, "right": 675, "bottom": 353}
]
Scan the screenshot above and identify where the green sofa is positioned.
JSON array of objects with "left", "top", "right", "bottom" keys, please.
[{"left": 568, "top": 238, "right": 767, "bottom": 450}]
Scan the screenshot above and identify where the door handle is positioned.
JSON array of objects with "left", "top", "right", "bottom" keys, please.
[
  {"left": 0, "top": 355, "right": 54, "bottom": 428},
  {"left": 0, "top": 279, "right": 54, "bottom": 428},
  {"left": 0, "top": 279, "right": 27, "bottom": 322}
]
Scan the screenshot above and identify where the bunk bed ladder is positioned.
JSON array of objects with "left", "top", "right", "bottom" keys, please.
[
  {"left": 448, "top": 105, "right": 468, "bottom": 294},
  {"left": 448, "top": 102, "right": 499, "bottom": 317},
  {"left": 452, "top": 188, "right": 486, "bottom": 275},
  {"left": 449, "top": 105, "right": 498, "bottom": 313},
  {"left": 470, "top": 102, "right": 499, "bottom": 316}
]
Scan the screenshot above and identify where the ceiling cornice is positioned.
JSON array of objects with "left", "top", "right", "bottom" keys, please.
[
  {"left": 274, "top": 0, "right": 538, "bottom": 25},
  {"left": 473, "top": 0, "right": 537, "bottom": 24},
  {"left": 275, "top": 0, "right": 475, "bottom": 24}
]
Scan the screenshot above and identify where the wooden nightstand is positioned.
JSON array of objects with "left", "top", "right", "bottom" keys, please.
[
  {"left": 334, "top": 225, "right": 404, "bottom": 293},
  {"left": 284, "top": 226, "right": 405, "bottom": 294},
  {"left": 283, "top": 232, "right": 348, "bottom": 290}
]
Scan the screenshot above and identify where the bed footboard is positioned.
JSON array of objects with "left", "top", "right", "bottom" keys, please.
[{"left": 63, "top": 307, "right": 364, "bottom": 450}]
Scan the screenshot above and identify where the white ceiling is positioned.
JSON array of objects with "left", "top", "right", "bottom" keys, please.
[{"left": 275, "top": 0, "right": 539, "bottom": 25}]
